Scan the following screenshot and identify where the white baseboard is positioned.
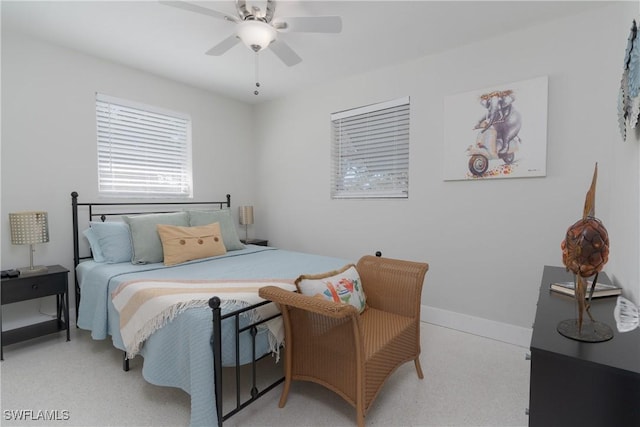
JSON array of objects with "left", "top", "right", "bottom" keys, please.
[{"left": 421, "top": 304, "right": 532, "bottom": 348}]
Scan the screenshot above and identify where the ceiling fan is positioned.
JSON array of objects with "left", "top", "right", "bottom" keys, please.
[{"left": 160, "top": 0, "right": 343, "bottom": 67}]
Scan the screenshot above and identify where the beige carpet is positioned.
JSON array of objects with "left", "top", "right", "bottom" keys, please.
[{"left": 1, "top": 322, "right": 529, "bottom": 426}]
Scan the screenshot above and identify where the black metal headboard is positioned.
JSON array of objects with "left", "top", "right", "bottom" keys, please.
[{"left": 70, "top": 191, "right": 231, "bottom": 317}]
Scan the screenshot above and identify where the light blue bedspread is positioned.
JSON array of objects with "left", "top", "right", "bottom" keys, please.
[{"left": 76, "top": 246, "right": 349, "bottom": 426}]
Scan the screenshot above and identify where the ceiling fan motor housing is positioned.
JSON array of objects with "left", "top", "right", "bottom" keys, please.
[{"left": 236, "top": 0, "right": 276, "bottom": 23}]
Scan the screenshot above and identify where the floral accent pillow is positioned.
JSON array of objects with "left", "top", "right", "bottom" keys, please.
[{"left": 295, "top": 264, "right": 366, "bottom": 313}]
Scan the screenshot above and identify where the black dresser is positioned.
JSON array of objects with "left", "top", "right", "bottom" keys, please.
[{"left": 529, "top": 266, "right": 640, "bottom": 426}]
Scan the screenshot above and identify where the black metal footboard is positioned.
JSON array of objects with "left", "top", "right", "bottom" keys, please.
[{"left": 209, "top": 296, "right": 285, "bottom": 427}]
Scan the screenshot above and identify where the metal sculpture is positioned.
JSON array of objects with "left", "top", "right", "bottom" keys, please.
[{"left": 559, "top": 163, "right": 612, "bottom": 342}]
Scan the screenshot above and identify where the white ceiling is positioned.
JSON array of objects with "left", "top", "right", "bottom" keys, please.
[{"left": 2, "top": 1, "right": 607, "bottom": 104}]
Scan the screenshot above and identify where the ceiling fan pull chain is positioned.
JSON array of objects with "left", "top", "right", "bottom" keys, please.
[{"left": 254, "top": 52, "right": 260, "bottom": 96}]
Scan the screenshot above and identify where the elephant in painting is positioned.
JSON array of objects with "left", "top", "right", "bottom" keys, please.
[{"left": 478, "top": 90, "right": 522, "bottom": 153}]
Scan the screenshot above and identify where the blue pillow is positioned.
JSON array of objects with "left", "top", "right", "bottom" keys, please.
[
  {"left": 82, "top": 227, "right": 106, "bottom": 263},
  {"left": 90, "top": 221, "right": 132, "bottom": 264},
  {"left": 188, "top": 210, "right": 245, "bottom": 251},
  {"left": 123, "top": 212, "right": 189, "bottom": 264}
]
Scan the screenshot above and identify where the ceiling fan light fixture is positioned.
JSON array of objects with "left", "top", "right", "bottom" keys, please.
[{"left": 237, "top": 20, "right": 277, "bottom": 52}]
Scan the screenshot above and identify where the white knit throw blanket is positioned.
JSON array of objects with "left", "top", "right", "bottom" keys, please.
[{"left": 111, "top": 279, "right": 296, "bottom": 359}]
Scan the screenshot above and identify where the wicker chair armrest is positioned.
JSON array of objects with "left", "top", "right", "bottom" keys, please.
[
  {"left": 357, "top": 255, "right": 429, "bottom": 316},
  {"left": 259, "top": 286, "right": 359, "bottom": 319}
]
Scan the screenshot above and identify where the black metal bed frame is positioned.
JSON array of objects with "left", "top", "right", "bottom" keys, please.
[{"left": 70, "top": 192, "right": 284, "bottom": 427}]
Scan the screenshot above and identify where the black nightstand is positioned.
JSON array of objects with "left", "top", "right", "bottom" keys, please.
[
  {"left": 241, "top": 239, "right": 268, "bottom": 247},
  {"left": 1, "top": 265, "right": 70, "bottom": 360}
]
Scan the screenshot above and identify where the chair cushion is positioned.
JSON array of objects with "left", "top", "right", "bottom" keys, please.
[
  {"left": 157, "top": 222, "right": 227, "bottom": 266},
  {"left": 295, "top": 264, "right": 367, "bottom": 313}
]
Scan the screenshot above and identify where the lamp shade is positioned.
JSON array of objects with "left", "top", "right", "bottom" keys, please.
[
  {"left": 236, "top": 21, "right": 276, "bottom": 52},
  {"left": 9, "top": 211, "right": 49, "bottom": 245},
  {"left": 239, "top": 206, "right": 254, "bottom": 226}
]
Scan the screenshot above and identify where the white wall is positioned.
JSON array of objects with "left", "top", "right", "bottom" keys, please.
[
  {"left": 2, "top": 3, "right": 638, "bottom": 346},
  {"left": 254, "top": 2, "right": 640, "bottom": 342},
  {"left": 1, "top": 30, "right": 256, "bottom": 324}
]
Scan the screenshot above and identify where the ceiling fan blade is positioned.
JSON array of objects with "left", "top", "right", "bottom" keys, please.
[
  {"left": 159, "top": 1, "right": 239, "bottom": 23},
  {"left": 269, "top": 40, "right": 302, "bottom": 67},
  {"left": 274, "top": 16, "right": 342, "bottom": 33},
  {"left": 205, "top": 34, "right": 240, "bottom": 56}
]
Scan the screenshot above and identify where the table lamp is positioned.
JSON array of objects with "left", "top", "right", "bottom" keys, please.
[
  {"left": 9, "top": 211, "right": 50, "bottom": 276},
  {"left": 239, "top": 206, "right": 254, "bottom": 243}
]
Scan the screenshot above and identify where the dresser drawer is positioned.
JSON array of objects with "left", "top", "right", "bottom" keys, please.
[{"left": 1, "top": 272, "right": 67, "bottom": 304}]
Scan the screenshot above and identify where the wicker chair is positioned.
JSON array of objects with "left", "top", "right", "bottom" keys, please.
[{"left": 259, "top": 255, "right": 429, "bottom": 427}]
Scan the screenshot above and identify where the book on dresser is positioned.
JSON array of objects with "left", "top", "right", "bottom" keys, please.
[{"left": 550, "top": 280, "right": 622, "bottom": 298}]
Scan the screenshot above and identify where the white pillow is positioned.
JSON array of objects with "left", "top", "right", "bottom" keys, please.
[{"left": 295, "top": 264, "right": 366, "bottom": 313}]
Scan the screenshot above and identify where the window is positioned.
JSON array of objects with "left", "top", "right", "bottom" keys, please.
[
  {"left": 330, "top": 96, "right": 410, "bottom": 199},
  {"left": 96, "top": 93, "right": 192, "bottom": 198}
]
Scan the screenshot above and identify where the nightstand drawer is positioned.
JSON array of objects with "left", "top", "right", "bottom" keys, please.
[{"left": 1, "top": 272, "right": 67, "bottom": 304}]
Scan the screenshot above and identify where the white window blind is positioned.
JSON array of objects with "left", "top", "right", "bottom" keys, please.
[
  {"left": 96, "top": 93, "right": 193, "bottom": 198},
  {"left": 330, "top": 96, "right": 410, "bottom": 199}
]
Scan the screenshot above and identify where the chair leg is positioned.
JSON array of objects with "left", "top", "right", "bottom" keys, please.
[
  {"left": 357, "top": 408, "right": 365, "bottom": 427},
  {"left": 414, "top": 357, "right": 424, "bottom": 379},
  {"left": 278, "top": 376, "right": 291, "bottom": 408}
]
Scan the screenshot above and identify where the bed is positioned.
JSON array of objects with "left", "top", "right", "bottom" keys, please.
[{"left": 71, "top": 192, "right": 349, "bottom": 426}]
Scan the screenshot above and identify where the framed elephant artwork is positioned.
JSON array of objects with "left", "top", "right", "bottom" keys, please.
[{"left": 443, "top": 75, "right": 548, "bottom": 181}]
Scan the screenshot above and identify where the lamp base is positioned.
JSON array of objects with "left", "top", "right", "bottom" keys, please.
[
  {"left": 17, "top": 265, "right": 48, "bottom": 277},
  {"left": 557, "top": 318, "right": 613, "bottom": 342}
]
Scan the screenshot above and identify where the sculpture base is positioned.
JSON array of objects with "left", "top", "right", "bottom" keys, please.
[{"left": 557, "top": 319, "right": 613, "bottom": 342}]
